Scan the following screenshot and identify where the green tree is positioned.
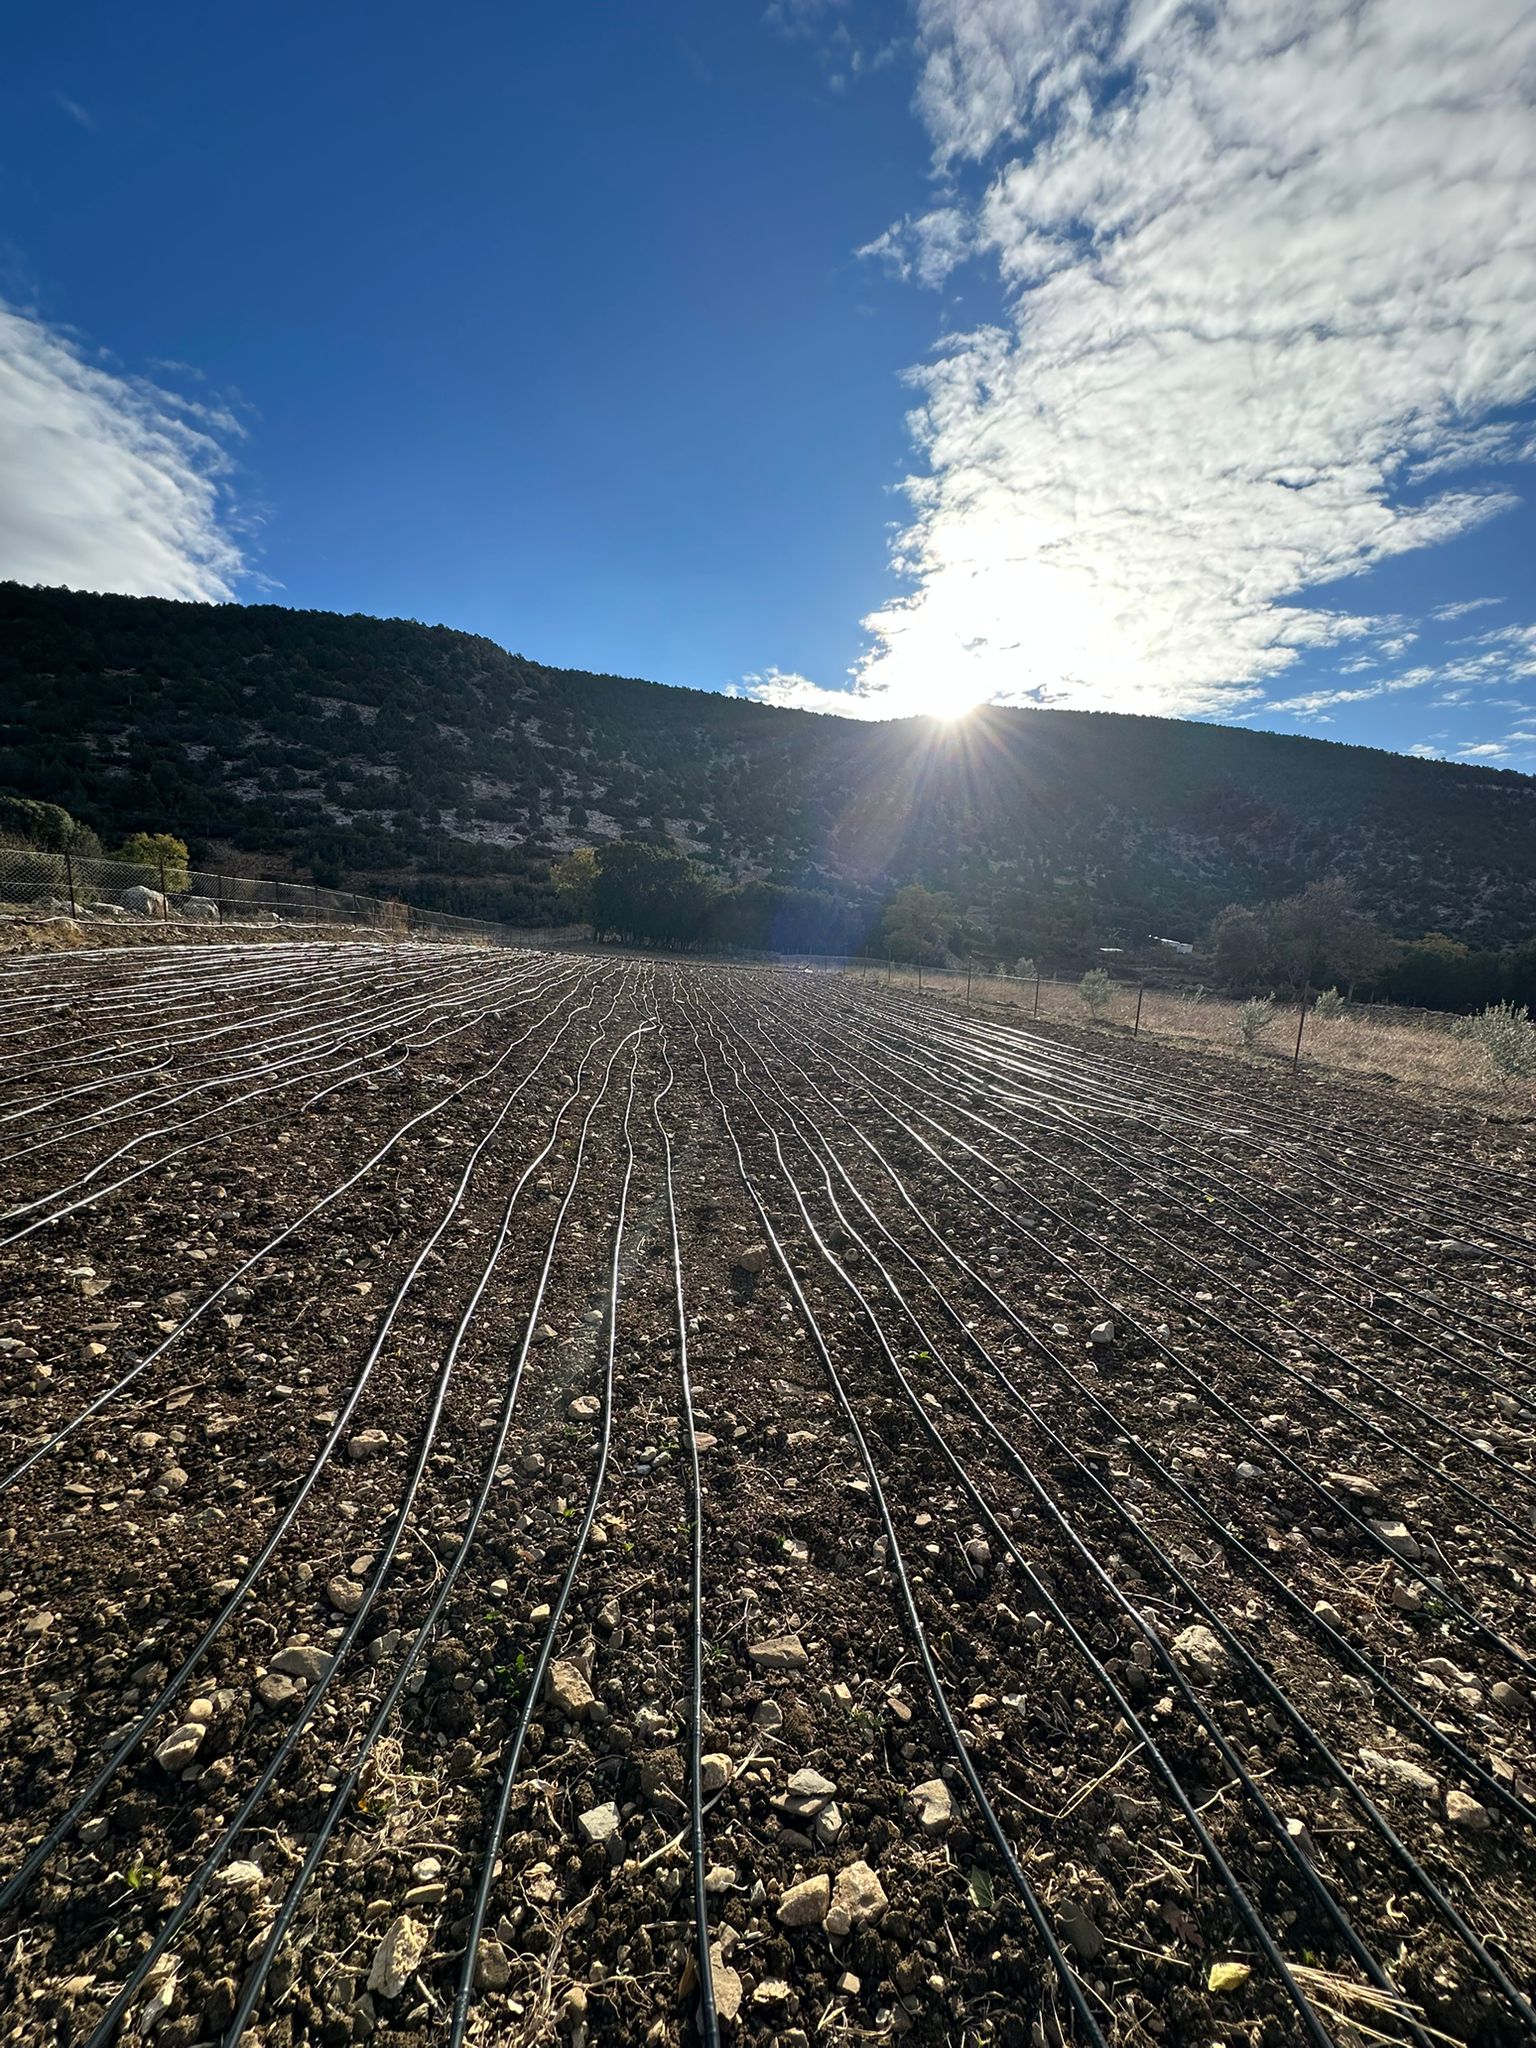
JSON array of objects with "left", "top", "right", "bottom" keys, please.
[
  {"left": 1079, "top": 967, "right": 1114, "bottom": 1018},
  {"left": 551, "top": 847, "right": 600, "bottom": 924},
  {"left": 1209, "top": 903, "right": 1270, "bottom": 987},
  {"left": 881, "top": 884, "right": 957, "bottom": 963},
  {"left": 1267, "top": 878, "right": 1385, "bottom": 991},
  {"left": 1238, "top": 996, "right": 1276, "bottom": 1048},
  {"left": 116, "top": 831, "right": 190, "bottom": 891},
  {"left": 591, "top": 840, "right": 713, "bottom": 946}
]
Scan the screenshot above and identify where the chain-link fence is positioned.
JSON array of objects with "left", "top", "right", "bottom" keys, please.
[{"left": 0, "top": 843, "right": 578, "bottom": 949}]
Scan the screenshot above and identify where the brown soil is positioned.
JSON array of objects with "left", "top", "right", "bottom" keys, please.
[{"left": 1, "top": 944, "right": 1533, "bottom": 2048}]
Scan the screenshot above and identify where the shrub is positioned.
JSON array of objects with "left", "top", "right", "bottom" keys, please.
[
  {"left": 1238, "top": 996, "right": 1275, "bottom": 1049},
  {"left": 116, "top": 831, "right": 190, "bottom": 892},
  {"left": 1013, "top": 955, "right": 1037, "bottom": 980},
  {"left": 1314, "top": 986, "right": 1347, "bottom": 1020},
  {"left": 1179, "top": 982, "right": 1207, "bottom": 1006},
  {"left": 1079, "top": 968, "right": 1114, "bottom": 1018},
  {"left": 1452, "top": 1001, "right": 1536, "bottom": 1081}
]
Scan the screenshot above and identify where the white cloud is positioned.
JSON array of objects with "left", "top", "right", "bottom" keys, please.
[
  {"left": 858, "top": 206, "right": 973, "bottom": 286},
  {"left": 0, "top": 304, "right": 245, "bottom": 601},
  {"left": 1431, "top": 598, "right": 1502, "bottom": 622},
  {"left": 1266, "top": 667, "right": 1436, "bottom": 718},
  {"left": 778, "top": 0, "right": 1536, "bottom": 721}
]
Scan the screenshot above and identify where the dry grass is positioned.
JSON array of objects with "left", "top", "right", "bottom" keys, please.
[{"left": 847, "top": 961, "right": 1535, "bottom": 1109}]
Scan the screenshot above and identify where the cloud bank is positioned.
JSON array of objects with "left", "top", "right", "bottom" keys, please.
[
  {"left": 761, "top": 0, "right": 1536, "bottom": 719},
  {"left": 0, "top": 305, "right": 245, "bottom": 602}
]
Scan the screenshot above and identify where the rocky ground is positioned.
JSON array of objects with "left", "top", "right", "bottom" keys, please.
[{"left": 1, "top": 942, "right": 1533, "bottom": 2048}]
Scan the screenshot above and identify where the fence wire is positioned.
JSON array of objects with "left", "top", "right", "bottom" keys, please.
[{"left": 0, "top": 844, "right": 572, "bottom": 949}]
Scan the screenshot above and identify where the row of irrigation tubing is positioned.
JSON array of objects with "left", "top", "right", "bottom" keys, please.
[
  {"left": 0, "top": 975, "right": 625, "bottom": 1930},
  {"left": 868, "top": 991, "right": 1536, "bottom": 1389},
  {"left": 752, "top": 1034, "right": 1536, "bottom": 1847},
  {"left": 889, "top": 974, "right": 1536, "bottom": 1231},
  {"left": 704, "top": 990, "right": 1400, "bottom": 2048},
  {"left": 0, "top": 949, "right": 426, "bottom": 1132},
  {"left": 827, "top": 995, "right": 1536, "bottom": 1491},
  {"left": 0, "top": 956, "right": 589, "bottom": 1249},
  {"left": 725, "top": 977, "right": 1536, "bottom": 2032},
  {"left": 1, "top": 947, "right": 409, "bottom": 1084},
  {"left": 882, "top": 990, "right": 1536, "bottom": 1366},
  {"left": 901, "top": 984, "right": 1536, "bottom": 1260},
  {"left": 0, "top": 945, "right": 512, "bottom": 1138},
  {"left": 775, "top": 996, "right": 1536, "bottom": 1818},
  {"left": 730, "top": 999, "right": 1484, "bottom": 2042},
  {"left": 678, "top": 987, "right": 1113, "bottom": 2048},
  {"left": 222, "top": 1016, "right": 653, "bottom": 2048},
  {"left": 652, "top": 1024, "right": 722, "bottom": 2048},
  {"left": 0, "top": 947, "right": 560, "bottom": 1187},
  {"left": 0, "top": 935, "right": 344, "bottom": 1025},
  {"left": 0, "top": 964, "right": 603, "bottom": 1493},
  {"left": 56, "top": 1001, "right": 648, "bottom": 2048},
  {"left": 783, "top": 999, "right": 1536, "bottom": 1679},
  {"left": 0, "top": 951, "right": 537, "bottom": 1178},
  {"left": 445, "top": 1023, "right": 652, "bottom": 2048},
  {"left": 799, "top": 993, "right": 1536, "bottom": 1558},
  {"left": 781, "top": 984, "right": 1536, "bottom": 1508}
]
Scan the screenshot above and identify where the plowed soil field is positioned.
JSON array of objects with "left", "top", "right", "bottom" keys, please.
[{"left": 2, "top": 942, "right": 1534, "bottom": 2048}]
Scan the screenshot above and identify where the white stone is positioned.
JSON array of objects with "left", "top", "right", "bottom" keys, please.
[{"left": 368, "top": 1915, "right": 427, "bottom": 2000}]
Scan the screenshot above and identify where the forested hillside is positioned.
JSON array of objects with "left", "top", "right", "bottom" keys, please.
[{"left": 3, "top": 581, "right": 1533, "bottom": 947}]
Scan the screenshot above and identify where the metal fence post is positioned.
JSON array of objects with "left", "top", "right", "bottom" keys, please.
[
  {"left": 1291, "top": 983, "right": 1310, "bottom": 1080},
  {"left": 159, "top": 857, "right": 169, "bottom": 918},
  {"left": 1033, "top": 968, "right": 1041, "bottom": 1017},
  {"left": 64, "top": 851, "right": 77, "bottom": 917},
  {"left": 1133, "top": 982, "right": 1145, "bottom": 1039},
  {"left": 965, "top": 958, "right": 973, "bottom": 1007}
]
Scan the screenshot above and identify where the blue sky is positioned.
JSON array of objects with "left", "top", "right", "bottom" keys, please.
[{"left": 3, "top": 0, "right": 1534, "bottom": 769}]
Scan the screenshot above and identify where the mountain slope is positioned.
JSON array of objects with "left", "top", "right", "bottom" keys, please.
[{"left": 3, "top": 581, "right": 1533, "bottom": 946}]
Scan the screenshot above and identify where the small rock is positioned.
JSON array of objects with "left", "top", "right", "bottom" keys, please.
[
  {"left": 700, "top": 1753, "right": 733, "bottom": 1793},
  {"left": 777, "top": 1874, "right": 830, "bottom": 1927},
  {"left": 1360, "top": 1748, "right": 1440, "bottom": 1800},
  {"left": 1313, "top": 1599, "right": 1344, "bottom": 1630},
  {"left": 1446, "top": 1789, "right": 1490, "bottom": 1831},
  {"left": 1171, "top": 1624, "right": 1226, "bottom": 1680},
  {"left": 1370, "top": 1519, "right": 1422, "bottom": 1562},
  {"left": 21, "top": 1611, "right": 54, "bottom": 1639},
  {"left": 907, "top": 1777, "right": 954, "bottom": 1834},
  {"left": 751, "top": 1977, "right": 790, "bottom": 2009},
  {"left": 474, "top": 1940, "right": 510, "bottom": 1992},
  {"left": 270, "top": 1644, "right": 332, "bottom": 1683},
  {"left": 1089, "top": 1320, "right": 1115, "bottom": 1345},
  {"left": 328, "top": 1576, "right": 364, "bottom": 1615},
  {"left": 578, "top": 1800, "right": 622, "bottom": 1846},
  {"left": 547, "top": 1661, "right": 595, "bottom": 1716},
  {"left": 826, "top": 1859, "right": 887, "bottom": 1937},
  {"left": 567, "top": 1394, "right": 600, "bottom": 1422},
  {"left": 368, "top": 1915, "right": 427, "bottom": 2000},
  {"left": 748, "top": 1634, "right": 808, "bottom": 1671},
  {"left": 219, "top": 1860, "right": 265, "bottom": 1889},
  {"left": 704, "top": 1864, "right": 736, "bottom": 1893},
  {"left": 1491, "top": 1681, "right": 1530, "bottom": 1713},
  {"left": 256, "top": 1673, "right": 302, "bottom": 1708},
  {"left": 751, "top": 1699, "right": 784, "bottom": 1731},
  {"left": 710, "top": 1953, "right": 743, "bottom": 2022},
  {"left": 963, "top": 1537, "right": 991, "bottom": 1572},
  {"left": 734, "top": 1243, "right": 770, "bottom": 1275},
  {"left": 154, "top": 1721, "right": 206, "bottom": 1772},
  {"left": 347, "top": 1430, "right": 390, "bottom": 1463}
]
